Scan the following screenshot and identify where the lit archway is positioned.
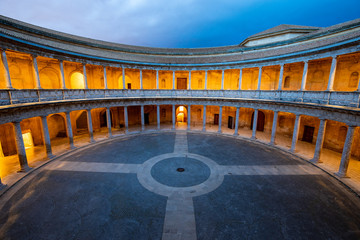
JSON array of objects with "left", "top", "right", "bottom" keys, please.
[
  {"left": 70, "top": 72, "right": 85, "bottom": 89},
  {"left": 176, "top": 106, "right": 188, "bottom": 124}
]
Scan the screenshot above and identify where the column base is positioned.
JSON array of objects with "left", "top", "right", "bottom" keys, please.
[
  {"left": 69, "top": 145, "right": 76, "bottom": 150},
  {"left": 335, "top": 171, "right": 349, "bottom": 178},
  {"left": 310, "top": 158, "right": 323, "bottom": 164},
  {"left": 251, "top": 136, "right": 256, "bottom": 140},
  {"left": 46, "top": 153, "right": 55, "bottom": 159},
  {"left": 90, "top": 138, "right": 96, "bottom": 143},
  {"left": 108, "top": 134, "right": 113, "bottom": 139},
  {"left": 218, "top": 130, "right": 222, "bottom": 133},
  {"left": 233, "top": 132, "right": 238, "bottom": 136},
  {"left": 0, "top": 183, "right": 6, "bottom": 191},
  {"left": 18, "top": 165, "right": 32, "bottom": 173}
]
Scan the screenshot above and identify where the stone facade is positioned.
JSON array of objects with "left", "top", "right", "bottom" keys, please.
[{"left": 0, "top": 16, "right": 360, "bottom": 183}]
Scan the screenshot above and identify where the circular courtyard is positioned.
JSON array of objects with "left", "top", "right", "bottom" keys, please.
[{"left": 1, "top": 132, "right": 360, "bottom": 240}]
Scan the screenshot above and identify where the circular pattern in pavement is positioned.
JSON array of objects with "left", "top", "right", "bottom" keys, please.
[
  {"left": 151, "top": 157, "right": 211, "bottom": 187},
  {"left": 137, "top": 152, "right": 224, "bottom": 197}
]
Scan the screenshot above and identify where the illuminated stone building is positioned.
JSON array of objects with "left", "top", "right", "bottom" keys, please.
[{"left": 0, "top": 15, "right": 360, "bottom": 239}]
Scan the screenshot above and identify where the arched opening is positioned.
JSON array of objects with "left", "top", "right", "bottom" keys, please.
[
  {"left": 283, "top": 76, "right": 291, "bottom": 89},
  {"left": 251, "top": 111, "right": 265, "bottom": 131},
  {"left": 39, "top": 68, "right": 60, "bottom": 89},
  {"left": 349, "top": 72, "right": 359, "bottom": 88},
  {"left": 70, "top": 72, "right": 85, "bottom": 89},
  {"left": 176, "top": 106, "right": 187, "bottom": 124}
]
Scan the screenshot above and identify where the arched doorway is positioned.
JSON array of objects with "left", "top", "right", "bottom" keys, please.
[
  {"left": 250, "top": 111, "right": 265, "bottom": 131},
  {"left": 70, "top": 72, "right": 85, "bottom": 89},
  {"left": 176, "top": 106, "right": 187, "bottom": 124}
]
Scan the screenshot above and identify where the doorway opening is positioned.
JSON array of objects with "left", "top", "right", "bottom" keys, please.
[
  {"left": 177, "top": 78, "right": 187, "bottom": 89},
  {"left": 302, "top": 125, "right": 315, "bottom": 143},
  {"left": 250, "top": 111, "right": 265, "bottom": 131}
]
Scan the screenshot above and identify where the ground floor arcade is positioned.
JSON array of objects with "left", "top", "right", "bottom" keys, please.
[{"left": 0, "top": 104, "right": 359, "bottom": 191}]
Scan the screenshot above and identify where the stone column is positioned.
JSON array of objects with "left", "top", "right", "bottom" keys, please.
[
  {"left": 87, "top": 109, "right": 95, "bottom": 142},
  {"left": 59, "top": 60, "right": 66, "bottom": 89},
  {"left": 141, "top": 105, "right": 145, "bottom": 131},
  {"left": 234, "top": 107, "right": 240, "bottom": 136},
  {"left": 140, "top": 69, "right": 143, "bottom": 89},
  {"left": 300, "top": 61, "right": 308, "bottom": 91},
  {"left": 32, "top": 55, "right": 41, "bottom": 89},
  {"left": 188, "top": 70, "right": 191, "bottom": 90},
  {"left": 218, "top": 106, "right": 223, "bottom": 133},
  {"left": 277, "top": 64, "right": 284, "bottom": 90},
  {"left": 238, "top": 68, "right": 243, "bottom": 90},
  {"left": 336, "top": 126, "right": 356, "bottom": 178},
  {"left": 251, "top": 109, "right": 258, "bottom": 140},
  {"left": 187, "top": 105, "right": 191, "bottom": 130},
  {"left": 103, "top": 66, "right": 108, "bottom": 89},
  {"left": 41, "top": 115, "right": 54, "bottom": 159},
  {"left": 83, "top": 64, "right": 88, "bottom": 89},
  {"left": 204, "top": 70, "right": 208, "bottom": 90},
  {"left": 311, "top": 119, "right": 327, "bottom": 163},
  {"left": 257, "top": 67, "right": 262, "bottom": 90},
  {"left": 156, "top": 70, "right": 159, "bottom": 89},
  {"left": 202, "top": 105, "right": 207, "bottom": 131},
  {"left": 172, "top": 71, "right": 175, "bottom": 90},
  {"left": 357, "top": 76, "right": 360, "bottom": 92},
  {"left": 221, "top": 70, "right": 225, "bottom": 90},
  {"left": 65, "top": 112, "right": 75, "bottom": 149},
  {"left": 327, "top": 56, "right": 337, "bottom": 91},
  {"left": 157, "top": 105, "right": 160, "bottom": 130},
  {"left": 122, "top": 67, "right": 126, "bottom": 89},
  {"left": 124, "top": 106, "right": 129, "bottom": 134},
  {"left": 291, "top": 114, "right": 301, "bottom": 152},
  {"left": 13, "top": 121, "right": 31, "bottom": 172},
  {"left": 270, "top": 111, "right": 278, "bottom": 145},
  {"left": 1, "top": 50, "right": 12, "bottom": 89},
  {"left": 172, "top": 105, "right": 176, "bottom": 130},
  {"left": 106, "top": 107, "right": 112, "bottom": 138}
]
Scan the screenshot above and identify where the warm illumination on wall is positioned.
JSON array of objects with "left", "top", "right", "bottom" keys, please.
[
  {"left": 0, "top": 141, "right": 4, "bottom": 157},
  {"left": 70, "top": 72, "right": 85, "bottom": 89},
  {"left": 22, "top": 131, "right": 34, "bottom": 149}
]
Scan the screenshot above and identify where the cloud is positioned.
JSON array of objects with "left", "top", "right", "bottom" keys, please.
[{"left": 0, "top": 0, "right": 359, "bottom": 48}]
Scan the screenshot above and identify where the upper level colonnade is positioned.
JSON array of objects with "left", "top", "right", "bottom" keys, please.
[
  {"left": 0, "top": 49, "right": 360, "bottom": 107},
  {"left": 0, "top": 15, "right": 360, "bottom": 105}
]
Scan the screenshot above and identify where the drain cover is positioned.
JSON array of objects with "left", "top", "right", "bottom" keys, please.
[{"left": 176, "top": 168, "right": 185, "bottom": 172}]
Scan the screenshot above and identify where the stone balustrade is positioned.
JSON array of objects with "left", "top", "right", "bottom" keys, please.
[{"left": 1, "top": 89, "right": 359, "bottom": 108}]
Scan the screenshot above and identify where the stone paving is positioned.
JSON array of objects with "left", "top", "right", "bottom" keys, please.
[{"left": 1, "top": 132, "right": 360, "bottom": 239}]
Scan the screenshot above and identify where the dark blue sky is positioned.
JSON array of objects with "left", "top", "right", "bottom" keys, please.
[{"left": 1, "top": 0, "right": 359, "bottom": 48}]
